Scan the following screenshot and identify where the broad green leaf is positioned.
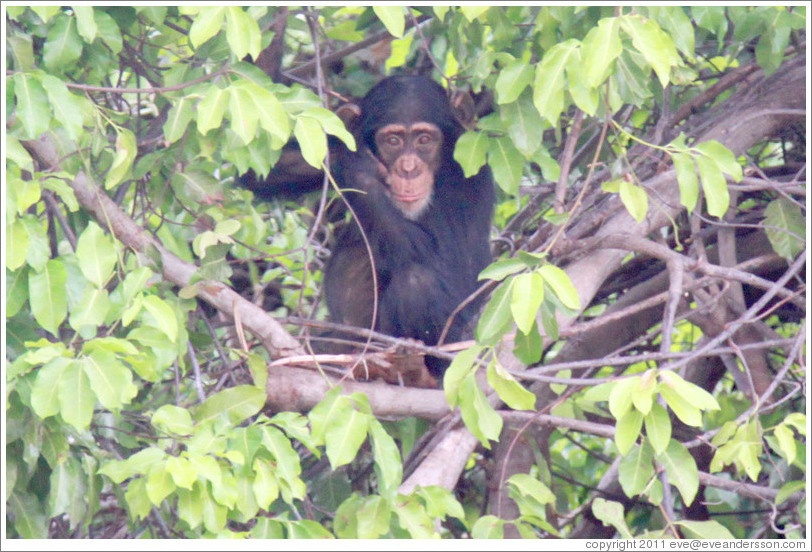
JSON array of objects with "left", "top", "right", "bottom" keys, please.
[
  {"left": 454, "top": 131, "right": 490, "bottom": 178},
  {"left": 495, "top": 59, "right": 534, "bottom": 105},
  {"left": 105, "top": 128, "right": 137, "bottom": 189},
  {"left": 163, "top": 96, "right": 195, "bottom": 145},
  {"left": 146, "top": 464, "right": 176, "bottom": 506},
  {"left": 609, "top": 376, "right": 639, "bottom": 420},
  {"left": 6, "top": 219, "right": 30, "bottom": 271},
  {"left": 165, "top": 456, "right": 196, "bottom": 491},
  {"left": 775, "top": 480, "right": 805, "bottom": 506},
  {"left": 76, "top": 222, "right": 117, "bottom": 288},
  {"left": 8, "top": 493, "right": 48, "bottom": 538},
  {"left": 458, "top": 373, "right": 503, "bottom": 447},
  {"left": 81, "top": 349, "right": 137, "bottom": 411},
  {"left": 631, "top": 369, "right": 657, "bottom": 416},
  {"left": 489, "top": 136, "right": 523, "bottom": 194},
  {"left": 48, "top": 455, "right": 87, "bottom": 523},
  {"left": 325, "top": 408, "right": 369, "bottom": 469},
  {"left": 659, "top": 370, "right": 720, "bottom": 411},
  {"left": 501, "top": 94, "right": 545, "bottom": 157},
  {"left": 648, "top": 6, "right": 695, "bottom": 59},
  {"left": 40, "top": 75, "right": 85, "bottom": 141},
  {"left": 29, "top": 259, "right": 68, "bottom": 337},
  {"left": 620, "top": 14, "right": 681, "bottom": 87},
  {"left": 13, "top": 73, "right": 51, "bottom": 139},
  {"left": 659, "top": 439, "right": 699, "bottom": 506},
  {"left": 672, "top": 151, "right": 699, "bottom": 212},
  {"left": 152, "top": 405, "right": 194, "bottom": 436},
  {"left": 356, "top": 495, "right": 392, "bottom": 538},
  {"left": 695, "top": 140, "right": 742, "bottom": 181},
  {"left": 294, "top": 116, "right": 328, "bottom": 169},
  {"left": 475, "top": 280, "right": 514, "bottom": 346},
  {"left": 444, "top": 344, "right": 483, "bottom": 408},
  {"left": 460, "top": 6, "right": 490, "bottom": 22},
  {"left": 93, "top": 10, "right": 122, "bottom": 53},
  {"left": 394, "top": 494, "right": 437, "bottom": 539},
  {"left": 619, "top": 179, "right": 648, "bottom": 223},
  {"left": 513, "top": 323, "right": 543, "bottom": 365},
  {"left": 244, "top": 83, "right": 290, "bottom": 142},
  {"left": 615, "top": 409, "right": 644, "bottom": 455},
  {"left": 581, "top": 17, "right": 623, "bottom": 88},
  {"left": 72, "top": 6, "right": 97, "bottom": 42},
  {"left": 43, "top": 15, "right": 83, "bottom": 72},
  {"left": 300, "top": 106, "right": 355, "bottom": 149},
  {"left": 373, "top": 6, "right": 405, "bottom": 37},
  {"left": 773, "top": 423, "right": 797, "bottom": 464},
  {"left": 592, "top": 498, "right": 633, "bottom": 539},
  {"left": 478, "top": 257, "right": 527, "bottom": 281},
  {"left": 31, "top": 6, "right": 61, "bottom": 24},
  {"left": 196, "top": 85, "right": 229, "bottom": 135},
  {"left": 694, "top": 152, "right": 729, "bottom": 218},
  {"left": 229, "top": 86, "right": 260, "bottom": 145},
  {"left": 261, "top": 426, "right": 305, "bottom": 501},
  {"left": 225, "top": 7, "right": 261, "bottom": 60},
  {"left": 416, "top": 485, "right": 465, "bottom": 521},
  {"left": 658, "top": 382, "right": 702, "bottom": 427},
  {"left": 533, "top": 39, "right": 580, "bottom": 125},
  {"left": 22, "top": 216, "right": 50, "bottom": 272},
  {"left": 680, "top": 520, "right": 735, "bottom": 539},
  {"left": 618, "top": 443, "right": 655, "bottom": 497},
  {"left": 58, "top": 360, "right": 95, "bottom": 430},
  {"left": 5, "top": 265, "right": 29, "bottom": 317},
  {"left": 194, "top": 385, "right": 266, "bottom": 425},
  {"left": 644, "top": 402, "right": 672, "bottom": 455},
  {"left": 510, "top": 271, "right": 544, "bottom": 335},
  {"left": 486, "top": 359, "right": 536, "bottom": 411},
  {"left": 763, "top": 197, "right": 805, "bottom": 260},
  {"left": 538, "top": 264, "right": 580, "bottom": 310},
  {"left": 368, "top": 419, "right": 403, "bottom": 500},
  {"left": 124, "top": 477, "right": 152, "bottom": 521},
  {"left": 189, "top": 7, "right": 226, "bottom": 49},
  {"left": 141, "top": 295, "right": 178, "bottom": 343},
  {"left": 31, "top": 357, "right": 73, "bottom": 419},
  {"left": 471, "top": 515, "right": 504, "bottom": 539}
]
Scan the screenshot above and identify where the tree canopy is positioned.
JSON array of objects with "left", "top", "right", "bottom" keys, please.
[{"left": 3, "top": 5, "right": 808, "bottom": 541}]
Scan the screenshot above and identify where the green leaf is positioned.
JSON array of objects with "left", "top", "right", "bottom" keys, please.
[
  {"left": 615, "top": 409, "right": 644, "bottom": 455},
  {"left": 355, "top": 495, "right": 392, "bottom": 538},
  {"left": 228, "top": 85, "right": 260, "bottom": 145},
  {"left": 608, "top": 376, "right": 638, "bottom": 420},
  {"left": 368, "top": 419, "right": 403, "bottom": 500},
  {"left": 40, "top": 75, "right": 85, "bottom": 141},
  {"left": 225, "top": 7, "right": 261, "bottom": 60},
  {"left": 501, "top": 94, "right": 545, "bottom": 157},
  {"left": 6, "top": 219, "right": 30, "bottom": 271},
  {"left": 773, "top": 423, "right": 797, "bottom": 464},
  {"left": 631, "top": 369, "right": 657, "bottom": 416},
  {"left": 8, "top": 493, "right": 48, "bottom": 538},
  {"left": 479, "top": 257, "right": 528, "bottom": 281},
  {"left": 152, "top": 405, "right": 194, "bottom": 436},
  {"left": 43, "top": 14, "right": 83, "bottom": 72},
  {"left": 680, "top": 520, "right": 735, "bottom": 539},
  {"left": 373, "top": 6, "right": 405, "bottom": 37},
  {"left": 444, "top": 344, "right": 483, "bottom": 408},
  {"left": 242, "top": 82, "right": 290, "bottom": 142},
  {"left": 695, "top": 140, "right": 743, "bottom": 181},
  {"left": 141, "top": 295, "right": 178, "bottom": 343},
  {"left": 75, "top": 222, "right": 117, "bottom": 288},
  {"left": 58, "top": 360, "right": 95, "bottom": 430},
  {"left": 82, "top": 349, "right": 137, "bottom": 411},
  {"left": 618, "top": 180, "right": 648, "bottom": 223},
  {"left": 29, "top": 258, "right": 68, "bottom": 337},
  {"left": 644, "top": 402, "right": 672, "bottom": 455},
  {"left": 325, "top": 407, "right": 369, "bottom": 469},
  {"left": 592, "top": 498, "right": 633, "bottom": 539},
  {"left": 394, "top": 494, "right": 437, "bottom": 539},
  {"left": 460, "top": 6, "right": 490, "bottom": 22},
  {"left": 510, "top": 271, "right": 545, "bottom": 335},
  {"left": 581, "top": 17, "right": 623, "bottom": 88},
  {"left": 301, "top": 106, "right": 355, "bottom": 149},
  {"left": 694, "top": 153, "right": 729, "bottom": 218},
  {"left": 416, "top": 485, "right": 465, "bottom": 521},
  {"left": 261, "top": 426, "right": 305, "bottom": 501},
  {"left": 775, "top": 480, "right": 805, "bottom": 506},
  {"left": 659, "top": 439, "right": 699, "bottom": 506},
  {"left": 471, "top": 515, "right": 504, "bottom": 539},
  {"left": 163, "top": 96, "right": 195, "bottom": 145},
  {"left": 489, "top": 136, "right": 523, "bottom": 195},
  {"left": 196, "top": 85, "right": 229, "bottom": 135},
  {"left": 672, "top": 151, "right": 699, "bottom": 212},
  {"left": 658, "top": 382, "right": 702, "bottom": 427},
  {"left": 659, "top": 370, "right": 720, "bottom": 411},
  {"left": 454, "top": 131, "right": 490, "bottom": 178},
  {"left": 618, "top": 443, "right": 655, "bottom": 498},
  {"left": 189, "top": 7, "right": 226, "bottom": 49},
  {"left": 13, "top": 73, "right": 51, "bottom": 139},
  {"left": 648, "top": 7, "right": 695, "bottom": 59},
  {"left": 31, "top": 357, "right": 73, "bottom": 419},
  {"left": 146, "top": 464, "right": 176, "bottom": 506},
  {"left": 294, "top": 116, "right": 328, "bottom": 169},
  {"left": 486, "top": 359, "right": 536, "bottom": 411},
  {"left": 72, "top": 6, "right": 97, "bottom": 42},
  {"left": 458, "top": 373, "right": 503, "bottom": 447},
  {"left": 763, "top": 197, "right": 806, "bottom": 260},
  {"left": 105, "top": 128, "right": 137, "bottom": 189},
  {"left": 533, "top": 39, "right": 580, "bottom": 125},
  {"left": 165, "top": 456, "right": 196, "bottom": 491},
  {"left": 495, "top": 59, "right": 534, "bottom": 105},
  {"left": 620, "top": 14, "right": 681, "bottom": 88},
  {"left": 194, "top": 385, "right": 266, "bottom": 425},
  {"left": 538, "top": 264, "right": 580, "bottom": 310},
  {"left": 93, "top": 10, "right": 122, "bottom": 53},
  {"left": 475, "top": 280, "right": 514, "bottom": 346}
]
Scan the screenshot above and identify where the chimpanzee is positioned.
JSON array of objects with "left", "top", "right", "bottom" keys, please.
[{"left": 247, "top": 76, "right": 495, "bottom": 378}]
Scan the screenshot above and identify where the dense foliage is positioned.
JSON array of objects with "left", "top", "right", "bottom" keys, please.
[{"left": 4, "top": 5, "right": 808, "bottom": 540}]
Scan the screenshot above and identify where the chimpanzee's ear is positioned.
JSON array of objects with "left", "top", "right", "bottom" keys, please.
[
  {"left": 450, "top": 90, "right": 476, "bottom": 130},
  {"left": 336, "top": 103, "right": 362, "bottom": 133}
]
